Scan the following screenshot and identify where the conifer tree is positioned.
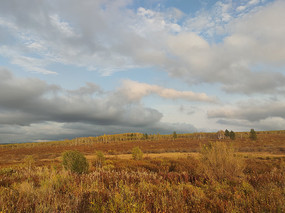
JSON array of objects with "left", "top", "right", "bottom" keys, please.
[
  {"left": 173, "top": 131, "right": 177, "bottom": 139},
  {"left": 249, "top": 129, "right": 257, "bottom": 140},
  {"left": 229, "top": 130, "right": 236, "bottom": 140},
  {"left": 225, "top": 129, "right": 230, "bottom": 137}
]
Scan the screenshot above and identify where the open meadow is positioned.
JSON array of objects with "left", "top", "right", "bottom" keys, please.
[
  {"left": 1, "top": 131, "right": 285, "bottom": 212},
  {"left": 2, "top": 0, "right": 285, "bottom": 212}
]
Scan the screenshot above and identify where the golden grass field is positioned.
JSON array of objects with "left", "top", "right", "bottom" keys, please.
[
  {"left": 1, "top": 130, "right": 285, "bottom": 212},
  {"left": 1, "top": 130, "right": 285, "bottom": 168}
]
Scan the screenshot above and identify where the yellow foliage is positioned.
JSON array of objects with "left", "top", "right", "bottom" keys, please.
[{"left": 201, "top": 141, "right": 244, "bottom": 182}]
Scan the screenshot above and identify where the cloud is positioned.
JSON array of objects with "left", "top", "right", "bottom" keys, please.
[
  {"left": 67, "top": 82, "right": 102, "bottom": 96},
  {"left": 0, "top": 68, "right": 202, "bottom": 142},
  {"left": 118, "top": 79, "right": 217, "bottom": 103},
  {"left": 208, "top": 100, "right": 285, "bottom": 122},
  {"left": 208, "top": 99, "right": 285, "bottom": 130},
  {"left": 135, "top": 7, "right": 182, "bottom": 35},
  {"left": 0, "top": 121, "right": 197, "bottom": 143},
  {"left": 221, "top": 69, "right": 285, "bottom": 94},
  {"left": 1, "top": 0, "right": 285, "bottom": 142},
  {"left": 179, "top": 105, "right": 196, "bottom": 115},
  {"left": 0, "top": 46, "right": 57, "bottom": 75},
  {"left": 0, "top": 68, "right": 162, "bottom": 127},
  {"left": 216, "top": 117, "right": 285, "bottom": 131},
  {"left": 0, "top": 0, "right": 170, "bottom": 75},
  {"left": 63, "top": 121, "right": 197, "bottom": 138},
  {"left": 0, "top": 0, "right": 284, "bottom": 95},
  {"left": 164, "top": 0, "right": 285, "bottom": 94},
  {"left": 237, "top": 0, "right": 260, "bottom": 11}
]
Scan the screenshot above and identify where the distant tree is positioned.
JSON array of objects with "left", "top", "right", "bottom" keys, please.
[
  {"left": 225, "top": 129, "right": 230, "bottom": 137},
  {"left": 62, "top": 150, "right": 89, "bottom": 174},
  {"left": 229, "top": 131, "right": 236, "bottom": 140},
  {"left": 132, "top": 147, "right": 143, "bottom": 160},
  {"left": 173, "top": 131, "right": 177, "bottom": 139},
  {"left": 143, "top": 133, "right": 148, "bottom": 140},
  {"left": 249, "top": 129, "right": 257, "bottom": 140}
]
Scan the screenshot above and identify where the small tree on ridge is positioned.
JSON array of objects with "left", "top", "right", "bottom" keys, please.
[
  {"left": 225, "top": 129, "right": 230, "bottom": 137},
  {"left": 249, "top": 129, "right": 257, "bottom": 140},
  {"left": 229, "top": 130, "right": 236, "bottom": 140},
  {"left": 173, "top": 131, "right": 177, "bottom": 139}
]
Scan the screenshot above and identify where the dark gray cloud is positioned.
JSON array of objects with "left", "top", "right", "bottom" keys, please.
[
  {"left": 0, "top": 68, "right": 201, "bottom": 143},
  {"left": 216, "top": 117, "right": 285, "bottom": 132},
  {"left": 0, "top": 121, "right": 197, "bottom": 143},
  {"left": 67, "top": 82, "right": 102, "bottom": 96},
  {"left": 208, "top": 100, "right": 285, "bottom": 122},
  {"left": 0, "top": 68, "right": 162, "bottom": 127},
  {"left": 63, "top": 121, "right": 197, "bottom": 137},
  {"left": 208, "top": 99, "right": 285, "bottom": 130},
  {"left": 222, "top": 70, "right": 285, "bottom": 94}
]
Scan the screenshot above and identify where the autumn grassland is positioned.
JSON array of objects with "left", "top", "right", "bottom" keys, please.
[{"left": 1, "top": 130, "right": 285, "bottom": 212}]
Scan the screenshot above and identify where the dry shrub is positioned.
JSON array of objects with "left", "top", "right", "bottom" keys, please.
[
  {"left": 1, "top": 157, "right": 285, "bottom": 212},
  {"left": 132, "top": 147, "right": 143, "bottom": 160},
  {"left": 111, "top": 158, "right": 160, "bottom": 173},
  {"left": 201, "top": 141, "right": 244, "bottom": 182}
]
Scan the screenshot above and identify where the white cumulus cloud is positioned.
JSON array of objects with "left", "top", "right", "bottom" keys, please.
[{"left": 119, "top": 79, "right": 217, "bottom": 103}]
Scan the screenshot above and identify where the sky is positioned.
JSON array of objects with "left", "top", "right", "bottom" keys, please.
[{"left": 0, "top": 0, "right": 284, "bottom": 143}]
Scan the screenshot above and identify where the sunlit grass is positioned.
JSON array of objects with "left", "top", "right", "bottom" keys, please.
[{"left": 1, "top": 131, "right": 285, "bottom": 212}]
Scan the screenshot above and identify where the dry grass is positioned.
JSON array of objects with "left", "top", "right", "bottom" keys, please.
[
  {"left": 0, "top": 131, "right": 285, "bottom": 212},
  {"left": 1, "top": 150, "right": 285, "bottom": 212},
  {"left": 1, "top": 130, "right": 285, "bottom": 169},
  {"left": 87, "top": 152, "right": 199, "bottom": 160},
  {"left": 201, "top": 142, "right": 245, "bottom": 182}
]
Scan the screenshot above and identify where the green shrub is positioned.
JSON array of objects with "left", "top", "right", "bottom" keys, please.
[
  {"left": 62, "top": 150, "right": 89, "bottom": 174},
  {"left": 132, "top": 147, "right": 143, "bottom": 160}
]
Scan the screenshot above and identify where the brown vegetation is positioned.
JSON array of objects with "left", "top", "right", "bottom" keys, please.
[
  {"left": 0, "top": 131, "right": 285, "bottom": 212},
  {"left": 1, "top": 130, "right": 285, "bottom": 168}
]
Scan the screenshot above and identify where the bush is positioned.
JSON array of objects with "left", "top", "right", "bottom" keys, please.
[
  {"left": 201, "top": 141, "right": 244, "bottom": 182},
  {"left": 132, "top": 147, "right": 143, "bottom": 160},
  {"left": 62, "top": 150, "right": 89, "bottom": 174}
]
